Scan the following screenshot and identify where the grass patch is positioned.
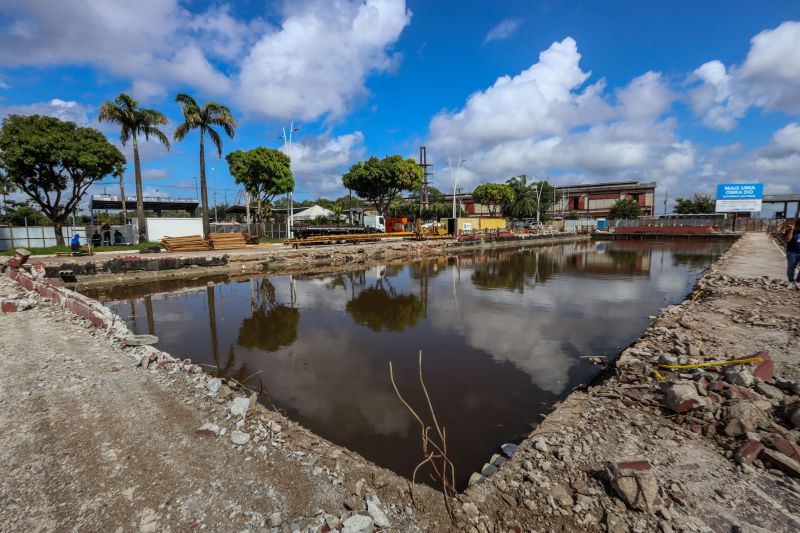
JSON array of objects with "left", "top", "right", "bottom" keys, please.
[{"left": 2, "top": 242, "right": 163, "bottom": 256}]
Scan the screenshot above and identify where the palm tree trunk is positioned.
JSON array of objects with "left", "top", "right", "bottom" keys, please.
[
  {"left": 133, "top": 135, "right": 146, "bottom": 243},
  {"left": 199, "top": 129, "right": 210, "bottom": 238}
]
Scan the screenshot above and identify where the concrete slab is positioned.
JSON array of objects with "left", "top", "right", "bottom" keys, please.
[{"left": 719, "top": 233, "right": 787, "bottom": 280}]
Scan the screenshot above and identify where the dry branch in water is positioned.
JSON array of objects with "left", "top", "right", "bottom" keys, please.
[{"left": 389, "top": 351, "right": 457, "bottom": 516}]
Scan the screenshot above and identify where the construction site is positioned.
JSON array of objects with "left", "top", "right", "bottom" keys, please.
[{"left": 2, "top": 215, "right": 800, "bottom": 532}]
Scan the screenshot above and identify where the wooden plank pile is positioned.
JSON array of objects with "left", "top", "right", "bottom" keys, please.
[
  {"left": 209, "top": 232, "right": 247, "bottom": 250},
  {"left": 161, "top": 235, "right": 210, "bottom": 252}
]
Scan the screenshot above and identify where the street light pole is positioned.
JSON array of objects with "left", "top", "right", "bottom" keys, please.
[
  {"left": 448, "top": 155, "right": 465, "bottom": 218},
  {"left": 281, "top": 123, "right": 299, "bottom": 239}
]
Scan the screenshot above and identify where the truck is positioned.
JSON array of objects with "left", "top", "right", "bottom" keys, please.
[{"left": 291, "top": 209, "right": 386, "bottom": 239}]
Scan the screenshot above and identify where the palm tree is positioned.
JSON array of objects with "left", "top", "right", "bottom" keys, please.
[
  {"left": 0, "top": 170, "right": 15, "bottom": 218},
  {"left": 98, "top": 94, "right": 170, "bottom": 243},
  {"left": 503, "top": 175, "right": 538, "bottom": 220},
  {"left": 173, "top": 94, "right": 236, "bottom": 238}
]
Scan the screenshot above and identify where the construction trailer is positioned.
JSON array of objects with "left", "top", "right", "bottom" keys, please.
[{"left": 446, "top": 217, "right": 506, "bottom": 235}]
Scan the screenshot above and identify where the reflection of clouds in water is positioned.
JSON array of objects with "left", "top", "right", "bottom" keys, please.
[
  {"left": 426, "top": 249, "right": 700, "bottom": 394},
  {"left": 235, "top": 317, "right": 413, "bottom": 439}
]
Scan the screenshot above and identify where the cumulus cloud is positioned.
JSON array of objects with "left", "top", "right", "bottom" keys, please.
[
  {"left": 236, "top": 0, "right": 410, "bottom": 120},
  {"left": 0, "top": 0, "right": 411, "bottom": 121},
  {"left": 483, "top": 19, "right": 522, "bottom": 45},
  {"left": 425, "top": 37, "right": 692, "bottom": 193},
  {"left": 141, "top": 168, "right": 170, "bottom": 180},
  {"left": 689, "top": 21, "right": 800, "bottom": 131},
  {"left": 0, "top": 98, "right": 92, "bottom": 124},
  {"left": 281, "top": 132, "right": 366, "bottom": 195}
]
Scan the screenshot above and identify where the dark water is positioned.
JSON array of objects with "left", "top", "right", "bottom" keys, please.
[{"left": 85, "top": 240, "right": 730, "bottom": 488}]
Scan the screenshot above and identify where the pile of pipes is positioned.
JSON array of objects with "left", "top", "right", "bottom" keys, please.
[
  {"left": 161, "top": 235, "right": 210, "bottom": 252},
  {"left": 209, "top": 232, "right": 247, "bottom": 250}
]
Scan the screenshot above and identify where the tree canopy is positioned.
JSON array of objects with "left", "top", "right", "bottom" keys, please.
[
  {"left": 501, "top": 175, "right": 557, "bottom": 220},
  {"left": 174, "top": 93, "right": 237, "bottom": 238},
  {"left": 0, "top": 114, "right": 125, "bottom": 244},
  {"left": 673, "top": 193, "right": 715, "bottom": 214},
  {"left": 98, "top": 93, "right": 169, "bottom": 242},
  {"left": 472, "top": 183, "right": 514, "bottom": 217},
  {"left": 226, "top": 147, "right": 293, "bottom": 204},
  {"left": 608, "top": 198, "right": 642, "bottom": 219},
  {"left": 342, "top": 155, "right": 423, "bottom": 215}
]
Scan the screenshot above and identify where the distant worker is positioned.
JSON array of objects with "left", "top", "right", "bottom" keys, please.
[
  {"left": 785, "top": 219, "right": 800, "bottom": 291},
  {"left": 113, "top": 229, "right": 124, "bottom": 245},
  {"left": 91, "top": 231, "right": 102, "bottom": 248},
  {"left": 70, "top": 233, "right": 81, "bottom": 253},
  {"left": 101, "top": 222, "right": 111, "bottom": 246}
]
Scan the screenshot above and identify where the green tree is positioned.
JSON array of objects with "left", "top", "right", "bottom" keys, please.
[
  {"left": 342, "top": 155, "right": 423, "bottom": 215},
  {"left": 226, "top": 147, "right": 293, "bottom": 209},
  {"left": 98, "top": 93, "right": 170, "bottom": 243},
  {"left": 673, "top": 193, "right": 715, "bottom": 214},
  {"left": 565, "top": 210, "right": 580, "bottom": 220},
  {"left": 0, "top": 115, "right": 125, "bottom": 245},
  {"left": 0, "top": 170, "right": 15, "bottom": 216},
  {"left": 472, "top": 183, "right": 514, "bottom": 217},
  {"left": 502, "top": 176, "right": 557, "bottom": 221},
  {"left": 0, "top": 200, "right": 51, "bottom": 226},
  {"left": 608, "top": 198, "right": 642, "bottom": 219},
  {"left": 174, "top": 93, "right": 237, "bottom": 238}
]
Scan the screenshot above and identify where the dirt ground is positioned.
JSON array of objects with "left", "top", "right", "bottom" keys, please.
[{"left": 0, "top": 276, "right": 450, "bottom": 532}]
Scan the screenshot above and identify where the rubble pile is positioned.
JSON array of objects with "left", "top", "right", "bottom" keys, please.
[{"left": 455, "top": 238, "right": 800, "bottom": 532}]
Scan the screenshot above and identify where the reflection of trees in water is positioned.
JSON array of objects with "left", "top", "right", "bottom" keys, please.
[
  {"left": 605, "top": 249, "right": 643, "bottom": 270},
  {"left": 346, "top": 285, "right": 425, "bottom": 332},
  {"left": 471, "top": 250, "right": 559, "bottom": 292},
  {"left": 326, "top": 266, "right": 426, "bottom": 332},
  {"left": 237, "top": 278, "right": 300, "bottom": 352}
]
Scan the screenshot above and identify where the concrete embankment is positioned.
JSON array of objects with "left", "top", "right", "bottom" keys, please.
[
  {"left": 33, "top": 232, "right": 589, "bottom": 290},
  {"left": 454, "top": 233, "right": 800, "bottom": 532}
]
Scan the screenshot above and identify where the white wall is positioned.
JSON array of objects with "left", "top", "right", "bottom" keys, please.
[{"left": 145, "top": 218, "right": 203, "bottom": 242}]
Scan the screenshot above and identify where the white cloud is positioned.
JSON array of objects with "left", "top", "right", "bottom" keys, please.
[
  {"left": 483, "top": 19, "right": 522, "bottom": 45},
  {"left": 236, "top": 0, "right": 410, "bottom": 120},
  {"left": 689, "top": 21, "right": 800, "bottom": 130},
  {"left": 0, "top": 98, "right": 92, "bottom": 124},
  {"left": 0, "top": 0, "right": 410, "bottom": 121},
  {"left": 141, "top": 168, "right": 169, "bottom": 180},
  {"left": 425, "top": 38, "right": 692, "bottom": 194},
  {"left": 281, "top": 132, "right": 367, "bottom": 195}
]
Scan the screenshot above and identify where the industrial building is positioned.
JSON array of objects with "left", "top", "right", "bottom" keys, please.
[{"left": 553, "top": 181, "right": 657, "bottom": 219}]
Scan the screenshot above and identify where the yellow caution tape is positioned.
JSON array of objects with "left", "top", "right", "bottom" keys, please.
[
  {"left": 690, "top": 290, "right": 703, "bottom": 302},
  {"left": 658, "top": 357, "right": 764, "bottom": 370},
  {"left": 651, "top": 369, "right": 665, "bottom": 381}
]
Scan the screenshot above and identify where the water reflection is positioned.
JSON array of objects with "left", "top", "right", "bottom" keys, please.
[
  {"left": 96, "top": 240, "right": 730, "bottom": 488},
  {"left": 238, "top": 279, "right": 300, "bottom": 351}
]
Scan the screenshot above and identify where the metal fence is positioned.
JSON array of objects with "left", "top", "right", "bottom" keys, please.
[
  {"left": 209, "top": 222, "right": 289, "bottom": 240},
  {"left": 0, "top": 224, "right": 137, "bottom": 251}
]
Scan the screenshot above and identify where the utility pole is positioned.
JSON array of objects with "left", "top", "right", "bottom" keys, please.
[
  {"left": 119, "top": 174, "right": 128, "bottom": 225},
  {"left": 212, "top": 167, "right": 218, "bottom": 223},
  {"left": 663, "top": 189, "right": 668, "bottom": 216},
  {"left": 417, "top": 146, "right": 433, "bottom": 217}
]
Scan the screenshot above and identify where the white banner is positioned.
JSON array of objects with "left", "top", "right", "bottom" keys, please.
[{"left": 715, "top": 199, "right": 762, "bottom": 213}]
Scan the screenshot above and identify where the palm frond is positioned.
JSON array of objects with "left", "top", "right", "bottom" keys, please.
[
  {"left": 206, "top": 127, "right": 224, "bottom": 158},
  {"left": 115, "top": 93, "right": 137, "bottom": 112},
  {"left": 173, "top": 122, "right": 191, "bottom": 141},
  {"left": 142, "top": 126, "right": 171, "bottom": 150}
]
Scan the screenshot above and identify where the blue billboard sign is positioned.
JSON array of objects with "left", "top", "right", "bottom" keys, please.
[{"left": 715, "top": 183, "right": 764, "bottom": 213}]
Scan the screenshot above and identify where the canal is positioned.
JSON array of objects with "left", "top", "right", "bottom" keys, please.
[{"left": 85, "top": 239, "right": 730, "bottom": 488}]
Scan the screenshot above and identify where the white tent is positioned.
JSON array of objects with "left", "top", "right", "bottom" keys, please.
[{"left": 292, "top": 205, "right": 334, "bottom": 221}]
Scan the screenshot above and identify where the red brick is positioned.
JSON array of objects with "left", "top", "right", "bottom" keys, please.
[
  {"left": 774, "top": 438, "right": 800, "bottom": 462},
  {"left": 615, "top": 460, "right": 651, "bottom": 472},
  {"left": 760, "top": 448, "right": 800, "bottom": 478},
  {"left": 1, "top": 301, "right": 17, "bottom": 313},
  {"left": 735, "top": 440, "right": 763, "bottom": 464}
]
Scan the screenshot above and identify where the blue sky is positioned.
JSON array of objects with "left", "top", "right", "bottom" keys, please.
[{"left": 1, "top": 0, "right": 799, "bottom": 214}]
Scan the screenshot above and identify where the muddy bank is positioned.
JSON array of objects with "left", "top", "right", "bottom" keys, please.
[
  {"left": 38, "top": 233, "right": 589, "bottom": 291},
  {"left": 453, "top": 233, "right": 800, "bottom": 532}
]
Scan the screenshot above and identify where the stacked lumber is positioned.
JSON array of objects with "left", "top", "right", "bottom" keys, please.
[
  {"left": 161, "top": 235, "right": 210, "bottom": 252},
  {"left": 209, "top": 232, "right": 247, "bottom": 250}
]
